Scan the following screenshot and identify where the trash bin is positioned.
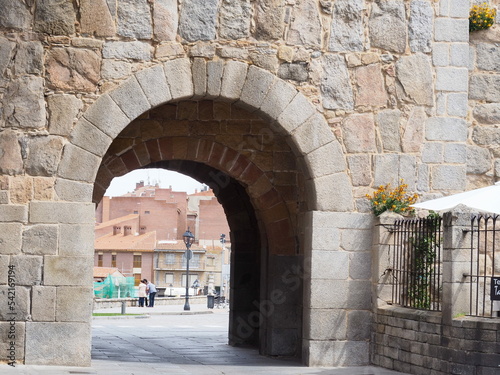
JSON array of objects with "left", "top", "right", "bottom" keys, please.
[{"left": 207, "top": 295, "right": 215, "bottom": 309}]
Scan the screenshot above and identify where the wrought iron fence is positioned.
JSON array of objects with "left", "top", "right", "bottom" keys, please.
[
  {"left": 390, "top": 216, "right": 443, "bottom": 311},
  {"left": 465, "top": 214, "right": 500, "bottom": 318}
]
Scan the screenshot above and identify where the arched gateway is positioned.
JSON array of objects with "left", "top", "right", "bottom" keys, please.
[{"left": 3, "top": 58, "right": 370, "bottom": 367}]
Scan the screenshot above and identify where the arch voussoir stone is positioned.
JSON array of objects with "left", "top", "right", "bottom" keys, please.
[
  {"left": 70, "top": 117, "right": 112, "bottom": 158},
  {"left": 238, "top": 65, "right": 276, "bottom": 112},
  {"left": 82, "top": 94, "right": 129, "bottom": 138},
  {"left": 290, "top": 112, "right": 336, "bottom": 156},
  {"left": 220, "top": 60, "right": 248, "bottom": 102},
  {"left": 57, "top": 144, "right": 101, "bottom": 183},
  {"left": 164, "top": 57, "right": 194, "bottom": 101},
  {"left": 135, "top": 64, "right": 172, "bottom": 107},
  {"left": 108, "top": 76, "right": 150, "bottom": 120}
]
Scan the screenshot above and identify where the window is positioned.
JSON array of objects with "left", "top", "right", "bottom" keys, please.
[
  {"left": 134, "top": 274, "right": 141, "bottom": 286},
  {"left": 145, "top": 210, "right": 150, "bottom": 214},
  {"left": 97, "top": 254, "right": 103, "bottom": 267},
  {"left": 165, "top": 273, "right": 174, "bottom": 285},
  {"left": 133, "top": 255, "right": 142, "bottom": 268},
  {"left": 111, "top": 254, "right": 116, "bottom": 267},
  {"left": 165, "top": 253, "right": 175, "bottom": 265},
  {"left": 182, "top": 253, "right": 200, "bottom": 268},
  {"left": 181, "top": 274, "right": 198, "bottom": 287},
  {"left": 133, "top": 210, "right": 138, "bottom": 214},
  {"left": 207, "top": 256, "right": 215, "bottom": 266}
]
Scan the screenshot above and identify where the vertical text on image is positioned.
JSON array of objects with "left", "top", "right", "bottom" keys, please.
[{"left": 7, "top": 264, "right": 16, "bottom": 367}]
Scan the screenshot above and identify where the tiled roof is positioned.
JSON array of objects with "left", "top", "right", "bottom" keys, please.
[
  {"left": 95, "top": 214, "right": 139, "bottom": 229},
  {"left": 94, "top": 267, "right": 124, "bottom": 278},
  {"left": 95, "top": 231, "right": 157, "bottom": 251}
]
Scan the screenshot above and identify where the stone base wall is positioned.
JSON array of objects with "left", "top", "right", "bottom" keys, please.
[{"left": 372, "top": 305, "right": 500, "bottom": 375}]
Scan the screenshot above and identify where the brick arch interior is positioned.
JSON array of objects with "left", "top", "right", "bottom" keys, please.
[{"left": 93, "top": 100, "right": 307, "bottom": 356}]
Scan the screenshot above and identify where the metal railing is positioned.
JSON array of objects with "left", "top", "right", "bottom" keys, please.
[
  {"left": 390, "top": 216, "right": 442, "bottom": 311},
  {"left": 465, "top": 214, "right": 500, "bottom": 318}
]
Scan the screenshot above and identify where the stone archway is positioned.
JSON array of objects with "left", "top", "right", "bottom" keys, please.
[{"left": 19, "top": 57, "right": 357, "bottom": 366}]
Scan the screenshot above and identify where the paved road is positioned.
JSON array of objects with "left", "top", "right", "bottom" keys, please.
[{"left": 1, "top": 305, "right": 409, "bottom": 375}]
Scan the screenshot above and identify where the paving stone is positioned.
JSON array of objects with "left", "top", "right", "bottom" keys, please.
[
  {"left": 369, "top": 0, "right": 407, "bottom": 53},
  {"left": 321, "top": 54, "right": 354, "bottom": 110},
  {"left": 25, "top": 136, "right": 65, "bottom": 177},
  {"left": 328, "top": 0, "right": 364, "bottom": 52},
  {"left": 179, "top": 0, "right": 218, "bottom": 41},
  {"left": 117, "top": 0, "right": 153, "bottom": 39},
  {"left": 287, "top": 0, "right": 321, "bottom": 48},
  {"left": 219, "top": 0, "right": 251, "bottom": 40},
  {"left": 22, "top": 224, "right": 58, "bottom": 256},
  {"left": 409, "top": 0, "right": 432, "bottom": 53},
  {"left": 34, "top": 0, "right": 76, "bottom": 35}
]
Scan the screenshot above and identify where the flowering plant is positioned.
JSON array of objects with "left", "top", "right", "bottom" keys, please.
[
  {"left": 470, "top": 3, "right": 497, "bottom": 32},
  {"left": 366, "top": 181, "right": 418, "bottom": 216}
]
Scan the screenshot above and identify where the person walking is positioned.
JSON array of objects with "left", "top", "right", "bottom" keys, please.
[
  {"left": 145, "top": 279, "right": 157, "bottom": 307},
  {"left": 138, "top": 280, "right": 147, "bottom": 307}
]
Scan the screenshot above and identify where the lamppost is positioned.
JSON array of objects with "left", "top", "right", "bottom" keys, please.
[{"left": 182, "top": 228, "right": 195, "bottom": 311}]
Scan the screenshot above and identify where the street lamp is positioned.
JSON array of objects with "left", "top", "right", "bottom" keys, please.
[{"left": 182, "top": 228, "right": 195, "bottom": 311}]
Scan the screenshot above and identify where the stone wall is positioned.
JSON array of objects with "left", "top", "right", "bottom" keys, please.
[
  {"left": 372, "top": 306, "right": 500, "bottom": 375},
  {"left": 0, "top": 0, "right": 495, "bottom": 369}
]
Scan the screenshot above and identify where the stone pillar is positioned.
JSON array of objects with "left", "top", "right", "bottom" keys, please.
[
  {"left": 302, "top": 211, "right": 373, "bottom": 367},
  {"left": 371, "top": 212, "right": 403, "bottom": 309},
  {"left": 441, "top": 207, "right": 474, "bottom": 325}
]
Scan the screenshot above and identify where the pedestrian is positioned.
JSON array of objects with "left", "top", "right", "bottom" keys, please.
[
  {"left": 138, "top": 280, "right": 147, "bottom": 307},
  {"left": 145, "top": 279, "right": 157, "bottom": 307}
]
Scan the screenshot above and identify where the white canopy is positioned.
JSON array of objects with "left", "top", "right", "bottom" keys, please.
[{"left": 411, "top": 182, "right": 500, "bottom": 215}]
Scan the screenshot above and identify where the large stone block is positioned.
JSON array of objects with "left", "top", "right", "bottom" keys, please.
[
  {"left": 466, "top": 145, "right": 491, "bottom": 174},
  {"left": 109, "top": 77, "right": 150, "bottom": 121},
  {"left": 32, "top": 286, "right": 56, "bottom": 321},
  {"left": 287, "top": 0, "right": 321, "bottom": 48},
  {"left": 305, "top": 340, "right": 370, "bottom": 367},
  {"left": 472, "top": 127, "right": 500, "bottom": 153},
  {"left": 369, "top": 0, "right": 407, "bottom": 53},
  {"left": 447, "top": 92, "right": 468, "bottom": 117},
  {"left": 409, "top": 0, "right": 433, "bottom": 53},
  {"left": 25, "top": 136, "right": 65, "bottom": 177},
  {"left": 277, "top": 62, "right": 308, "bottom": 82},
  {"left": 431, "top": 165, "right": 466, "bottom": 190},
  {"left": 444, "top": 143, "right": 466, "bottom": 164},
  {"left": 342, "top": 113, "right": 377, "bottom": 153},
  {"left": 219, "top": 0, "right": 251, "bottom": 40},
  {"left": 10, "top": 255, "right": 43, "bottom": 286},
  {"left": 57, "top": 143, "right": 101, "bottom": 183},
  {"left": 102, "top": 41, "right": 153, "bottom": 61},
  {"left": 34, "top": 0, "right": 76, "bottom": 35},
  {"left": 164, "top": 58, "right": 194, "bottom": 100},
  {"left": 255, "top": 0, "right": 285, "bottom": 40},
  {"left": 83, "top": 94, "right": 131, "bottom": 138},
  {"left": 59, "top": 224, "right": 94, "bottom": 257},
  {"left": 153, "top": 0, "right": 178, "bottom": 41},
  {"left": 347, "top": 310, "right": 372, "bottom": 340},
  {"left": 349, "top": 252, "right": 371, "bottom": 280},
  {"left": 101, "top": 60, "right": 132, "bottom": 80},
  {"left": 321, "top": 54, "right": 354, "bottom": 110},
  {"left": 421, "top": 142, "right": 444, "bottom": 163},
  {"left": 0, "top": 130, "right": 24, "bottom": 175},
  {"left": 340, "top": 229, "right": 372, "bottom": 251},
  {"left": 436, "top": 67, "right": 468, "bottom": 92},
  {"left": 292, "top": 113, "right": 335, "bottom": 155},
  {"left": 47, "top": 94, "right": 83, "bottom": 137},
  {"left": 46, "top": 48, "right": 101, "bottom": 92},
  {"left": 0, "top": 321, "right": 25, "bottom": 364},
  {"left": 402, "top": 106, "right": 426, "bottom": 153},
  {"left": 312, "top": 173, "right": 354, "bottom": 212},
  {"left": 311, "top": 250, "right": 349, "bottom": 280},
  {"left": 29, "top": 202, "right": 94, "bottom": 225},
  {"left": 22, "top": 224, "right": 58, "bottom": 256},
  {"left": 0, "top": 205, "right": 27, "bottom": 223},
  {"left": 3, "top": 76, "right": 46, "bottom": 129},
  {"left": 80, "top": 0, "right": 116, "bottom": 36},
  {"left": 239, "top": 66, "right": 275, "bottom": 111},
  {"left": 470, "top": 74, "right": 500, "bottom": 102},
  {"left": 347, "top": 154, "right": 371, "bottom": 186},
  {"left": 473, "top": 103, "right": 500, "bottom": 124},
  {"left": 54, "top": 179, "right": 94, "bottom": 203},
  {"left": 0, "top": 0, "right": 32, "bottom": 30},
  {"left": 434, "top": 18, "right": 469, "bottom": 42},
  {"left": 328, "top": 0, "right": 364, "bottom": 52},
  {"left": 396, "top": 53, "right": 433, "bottom": 106},
  {"left": 25, "top": 322, "right": 91, "bottom": 366},
  {"left": 426, "top": 117, "right": 468, "bottom": 142},
  {"left": 70, "top": 118, "right": 112, "bottom": 157},
  {"left": 277, "top": 93, "right": 316, "bottom": 134},
  {"left": 373, "top": 154, "right": 398, "bottom": 186},
  {"left": 0, "top": 37, "right": 15, "bottom": 77},
  {"left": 220, "top": 60, "right": 248, "bottom": 102},
  {"left": 377, "top": 109, "right": 401, "bottom": 152},
  {"left": 309, "top": 279, "right": 371, "bottom": 310},
  {"left": 355, "top": 64, "right": 387, "bottom": 108},
  {"left": 13, "top": 41, "right": 43, "bottom": 76},
  {"left": 303, "top": 308, "right": 347, "bottom": 340},
  {"left": 117, "top": 0, "right": 153, "bottom": 39},
  {"left": 0, "top": 285, "right": 30, "bottom": 321},
  {"left": 0, "top": 223, "right": 22, "bottom": 255},
  {"left": 44, "top": 256, "right": 93, "bottom": 286},
  {"left": 56, "top": 286, "right": 93, "bottom": 322},
  {"left": 305, "top": 141, "right": 347, "bottom": 179},
  {"left": 476, "top": 43, "right": 500, "bottom": 72},
  {"left": 206, "top": 60, "right": 224, "bottom": 99},
  {"left": 192, "top": 58, "right": 207, "bottom": 98},
  {"left": 0, "top": 255, "right": 8, "bottom": 284},
  {"left": 179, "top": 0, "right": 218, "bottom": 41},
  {"left": 136, "top": 65, "right": 171, "bottom": 107},
  {"left": 259, "top": 78, "right": 297, "bottom": 121}
]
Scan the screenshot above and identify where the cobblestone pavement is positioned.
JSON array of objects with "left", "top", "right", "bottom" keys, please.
[{"left": 1, "top": 304, "right": 409, "bottom": 375}]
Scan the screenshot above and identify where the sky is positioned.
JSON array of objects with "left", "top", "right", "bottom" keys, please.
[{"left": 104, "top": 169, "right": 207, "bottom": 197}]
